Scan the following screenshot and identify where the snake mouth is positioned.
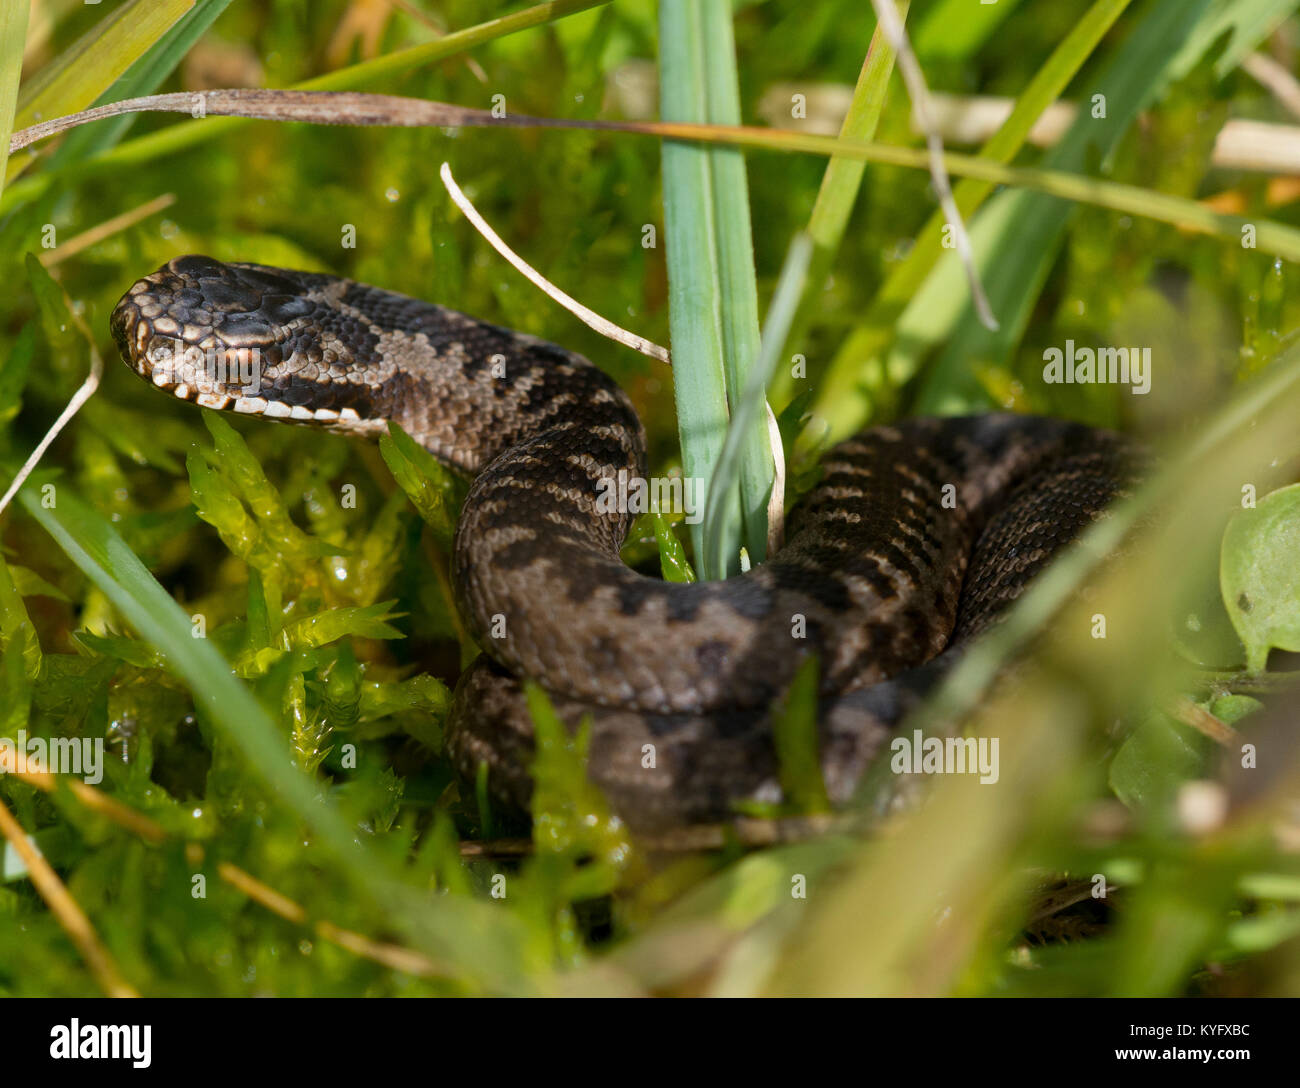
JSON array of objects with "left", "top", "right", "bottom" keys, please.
[
  {"left": 111, "top": 254, "right": 370, "bottom": 426},
  {"left": 113, "top": 255, "right": 272, "bottom": 411}
]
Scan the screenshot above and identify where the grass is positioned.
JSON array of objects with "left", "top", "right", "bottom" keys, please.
[
  {"left": 0, "top": 0, "right": 28, "bottom": 193},
  {"left": 659, "top": 0, "right": 771, "bottom": 575},
  {"left": 1, "top": 0, "right": 1299, "bottom": 997}
]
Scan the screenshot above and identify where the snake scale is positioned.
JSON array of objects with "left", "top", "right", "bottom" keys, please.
[{"left": 111, "top": 255, "right": 1137, "bottom": 830}]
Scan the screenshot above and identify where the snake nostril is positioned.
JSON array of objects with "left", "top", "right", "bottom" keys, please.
[{"left": 110, "top": 314, "right": 130, "bottom": 358}]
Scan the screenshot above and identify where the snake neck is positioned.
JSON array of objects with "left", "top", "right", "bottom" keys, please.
[{"left": 330, "top": 278, "right": 649, "bottom": 484}]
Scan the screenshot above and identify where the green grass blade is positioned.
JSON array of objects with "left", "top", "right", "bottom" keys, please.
[
  {"left": 704, "top": 233, "right": 812, "bottom": 576},
  {"left": 659, "top": 0, "right": 741, "bottom": 578},
  {"left": 699, "top": 0, "right": 771, "bottom": 567},
  {"left": 769, "top": 1, "right": 908, "bottom": 409},
  {"left": 8, "top": 0, "right": 193, "bottom": 184},
  {"left": 13, "top": 0, "right": 192, "bottom": 130},
  {"left": 302, "top": 0, "right": 609, "bottom": 91},
  {"left": 47, "top": 0, "right": 236, "bottom": 170},
  {"left": 770, "top": 625, "right": 829, "bottom": 815},
  {"left": 660, "top": 0, "right": 771, "bottom": 577},
  {"left": 803, "top": 2, "right": 906, "bottom": 257},
  {"left": 0, "top": 0, "right": 28, "bottom": 199},
  {"left": 912, "top": 0, "right": 1023, "bottom": 60},
  {"left": 1166, "top": 0, "right": 1300, "bottom": 80}
]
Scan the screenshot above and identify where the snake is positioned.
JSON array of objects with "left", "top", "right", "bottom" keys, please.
[{"left": 110, "top": 255, "right": 1138, "bottom": 831}]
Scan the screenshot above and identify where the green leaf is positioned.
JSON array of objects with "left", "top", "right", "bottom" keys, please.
[
  {"left": 25, "top": 252, "right": 87, "bottom": 360},
  {"left": 913, "top": 0, "right": 1024, "bottom": 60},
  {"left": 73, "top": 631, "right": 168, "bottom": 670},
  {"left": 523, "top": 681, "right": 631, "bottom": 898},
  {"left": 651, "top": 512, "right": 695, "bottom": 584},
  {"left": 359, "top": 672, "right": 451, "bottom": 720},
  {"left": 0, "top": 618, "right": 33, "bottom": 733},
  {"left": 1109, "top": 712, "right": 1209, "bottom": 812},
  {"left": 282, "top": 601, "right": 405, "bottom": 649},
  {"left": 286, "top": 672, "right": 332, "bottom": 775},
  {"left": 1220, "top": 483, "right": 1300, "bottom": 673},
  {"left": 7, "top": 566, "right": 69, "bottom": 603},
  {"left": 775, "top": 387, "right": 814, "bottom": 456},
  {"left": 31, "top": 654, "right": 119, "bottom": 721},
  {"left": 201, "top": 414, "right": 338, "bottom": 560},
  {"left": 186, "top": 445, "right": 270, "bottom": 569},
  {"left": 1108, "top": 692, "right": 1257, "bottom": 817},
  {"left": 0, "top": 555, "right": 40, "bottom": 682},
  {"left": 1208, "top": 693, "right": 1263, "bottom": 725},
  {"left": 245, "top": 567, "right": 273, "bottom": 650},
  {"left": 771, "top": 654, "right": 830, "bottom": 815},
  {"left": 1165, "top": 0, "right": 1300, "bottom": 80},
  {"left": 318, "top": 644, "right": 361, "bottom": 732},
  {"left": 379, "top": 422, "right": 461, "bottom": 550},
  {"left": 1226, "top": 910, "right": 1300, "bottom": 954},
  {"left": 0, "top": 324, "right": 36, "bottom": 430}
]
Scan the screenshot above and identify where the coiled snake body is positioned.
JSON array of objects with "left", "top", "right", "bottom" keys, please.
[{"left": 112, "top": 256, "right": 1136, "bottom": 830}]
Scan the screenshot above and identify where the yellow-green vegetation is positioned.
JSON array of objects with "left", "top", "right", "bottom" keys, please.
[{"left": 2, "top": 0, "right": 1300, "bottom": 997}]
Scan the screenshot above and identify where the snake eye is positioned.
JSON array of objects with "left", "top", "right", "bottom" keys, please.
[
  {"left": 260, "top": 293, "right": 315, "bottom": 322},
  {"left": 214, "top": 310, "right": 274, "bottom": 342}
]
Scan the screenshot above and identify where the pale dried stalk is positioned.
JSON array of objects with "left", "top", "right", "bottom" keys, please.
[
  {"left": 1170, "top": 696, "right": 1238, "bottom": 748},
  {"left": 867, "top": 0, "right": 998, "bottom": 331},
  {"left": 0, "top": 347, "right": 102, "bottom": 519},
  {"left": 0, "top": 791, "right": 138, "bottom": 997},
  {"left": 439, "top": 162, "right": 669, "bottom": 363},
  {"left": 1242, "top": 51, "right": 1300, "bottom": 121},
  {"left": 916, "top": 92, "right": 1300, "bottom": 176},
  {"left": 215, "top": 862, "right": 447, "bottom": 978},
  {"left": 40, "top": 192, "right": 175, "bottom": 268}
]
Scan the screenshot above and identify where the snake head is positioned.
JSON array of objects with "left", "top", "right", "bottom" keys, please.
[{"left": 111, "top": 254, "right": 383, "bottom": 430}]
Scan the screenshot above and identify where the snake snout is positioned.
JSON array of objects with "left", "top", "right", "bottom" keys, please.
[
  {"left": 111, "top": 254, "right": 303, "bottom": 413},
  {"left": 113, "top": 256, "right": 386, "bottom": 432}
]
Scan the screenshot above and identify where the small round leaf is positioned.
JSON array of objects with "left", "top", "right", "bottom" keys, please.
[{"left": 1220, "top": 483, "right": 1300, "bottom": 673}]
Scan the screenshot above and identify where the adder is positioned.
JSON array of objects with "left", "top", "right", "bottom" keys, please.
[{"left": 112, "top": 255, "right": 1136, "bottom": 830}]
